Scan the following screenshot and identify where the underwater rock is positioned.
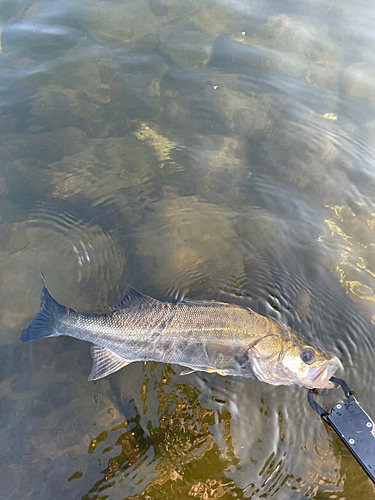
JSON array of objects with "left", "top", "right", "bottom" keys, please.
[
  {"left": 28, "top": 45, "right": 113, "bottom": 133},
  {"left": 231, "top": 14, "right": 342, "bottom": 91},
  {"left": 362, "top": 120, "right": 375, "bottom": 140},
  {"left": 296, "top": 288, "right": 311, "bottom": 321},
  {"left": 3, "top": 19, "right": 78, "bottom": 61},
  {"left": 133, "top": 122, "right": 179, "bottom": 169},
  {"left": 30, "top": 80, "right": 112, "bottom": 135},
  {"left": 105, "top": 55, "right": 168, "bottom": 124},
  {"left": 136, "top": 195, "right": 245, "bottom": 290},
  {"left": 46, "top": 123, "right": 180, "bottom": 217},
  {"left": 47, "top": 135, "right": 158, "bottom": 209},
  {"left": 163, "top": 90, "right": 192, "bottom": 129},
  {"left": 0, "top": 177, "right": 9, "bottom": 198},
  {"left": 190, "top": 6, "right": 230, "bottom": 36},
  {"left": 343, "top": 63, "right": 375, "bottom": 106},
  {"left": 160, "top": 25, "right": 215, "bottom": 69},
  {"left": 300, "top": 0, "right": 352, "bottom": 14},
  {"left": 210, "top": 75, "right": 283, "bottom": 138},
  {"left": 3, "top": 128, "right": 88, "bottom": 175},
  {"left": 80, "top": 0, "right": 160, "bottom": 48},
  {"left": 29, "top": 45, "right": 167, "bottom": 135},
  {"left": 235, "top": 209, "right": 289, "bottom": 255},
  {"left": 193, "top": 135, "right": 249, "bottom": 208},
  {"left": 0, "top": 219, "right": 126, "bottom": 340},
  {"left": 257, "top": 114, "right": 342, "bottom": 201}
]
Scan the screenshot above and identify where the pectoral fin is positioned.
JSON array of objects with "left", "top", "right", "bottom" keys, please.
[
  {"left": 179, "top": 347, "right": 250, "bottom": 377},
  {"left": 179, "top": 365, "right": 226, "bottom": 376},
  {"left": 206, "top": 345, "right": 249, "bottom": 371},
  {"left": 180, "top": 367, "right": 196, "bottom": 376},
  {"left": 89, "top": 345, "right": 132, "bottom": 381}
]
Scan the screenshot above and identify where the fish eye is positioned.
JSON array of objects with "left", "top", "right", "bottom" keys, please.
[{"left": 300, "top": 347, "right": 315, "bottom": 365}]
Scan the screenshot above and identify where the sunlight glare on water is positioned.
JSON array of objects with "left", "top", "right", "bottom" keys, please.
[{"left": 1, "top": 0, "right": 375, "bottom": 498}]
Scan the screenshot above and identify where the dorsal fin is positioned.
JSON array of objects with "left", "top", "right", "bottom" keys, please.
[{"left": 109, "top": 284, "right": 161, "bottom": 312}]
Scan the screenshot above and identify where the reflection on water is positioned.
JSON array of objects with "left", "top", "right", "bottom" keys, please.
[
  {"left": 1, "top": 0, "right": 375, "bottom": 498},
  {"left": 65, "top": 365, "right": 331, "bottom": 500},
  {"left": 81, "top": 365, "right": 236, "bottom": 500}
]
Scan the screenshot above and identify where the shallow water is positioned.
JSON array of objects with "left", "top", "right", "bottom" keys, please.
[{"left": 1, "top": 0, "right": 375, "bottom": 498}]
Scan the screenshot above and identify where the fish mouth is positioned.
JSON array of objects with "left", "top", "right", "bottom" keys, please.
[{"left": 310, "top": 356, "right": 342, "bottom": 389}]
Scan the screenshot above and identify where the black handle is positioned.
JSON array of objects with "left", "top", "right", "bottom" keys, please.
[{"left": 308, "top": 377, "right": 375, "bottom": 484}]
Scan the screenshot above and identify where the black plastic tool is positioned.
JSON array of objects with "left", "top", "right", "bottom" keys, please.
[{"left": 308, "top": 376, "right": 375, "bottom": 483}]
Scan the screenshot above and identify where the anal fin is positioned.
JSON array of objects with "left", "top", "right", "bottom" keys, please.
[{"left": 89, "top": 345, "right": 132, "bottom": 381}]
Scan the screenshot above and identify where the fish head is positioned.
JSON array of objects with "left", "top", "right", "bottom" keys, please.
[{"left": 249, "top": 330, "right": 341, "bottom": 389}]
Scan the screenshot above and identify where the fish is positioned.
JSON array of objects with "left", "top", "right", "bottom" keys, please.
[{"left": 20, "top": 279, "right": 341, "bottom": 389}]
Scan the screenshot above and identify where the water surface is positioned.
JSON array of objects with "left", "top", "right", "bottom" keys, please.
[{"left": 1, "top": 0, "right": 375, "bottom": 498}]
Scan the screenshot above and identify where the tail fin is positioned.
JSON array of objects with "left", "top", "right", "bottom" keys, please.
[{"left": 21, "top": 286, "right": 66, "bottom": 342}]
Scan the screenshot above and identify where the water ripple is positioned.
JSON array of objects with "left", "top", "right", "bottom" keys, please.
[{"left": 24, "top": 201, "right": 126, "bottom": 308}]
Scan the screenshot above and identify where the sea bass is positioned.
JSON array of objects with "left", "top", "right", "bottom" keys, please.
[{"left": 21, "top": 282, "right": 340, "bottom": 389}]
